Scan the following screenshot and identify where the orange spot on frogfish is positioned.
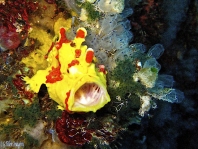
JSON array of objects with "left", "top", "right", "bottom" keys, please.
[
  {"left": 46, "top": 66, "right": 62, "bottom": 83},
  {"left": 86, "top": 48, "right": 94, "bottom": 63},
  {"left": 76, "top": 29, "right": 85, "bottom": 38}
]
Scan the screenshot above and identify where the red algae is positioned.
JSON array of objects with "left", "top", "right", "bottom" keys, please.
[
  {"left": 12, "top": 74, "right": 34, "bottom": 99},
  {"left": 56, "top": 111, "right": 92, "bottom": 146},
  {"left": 0, "top": 27, "right": 21, "bottom": 50},
  {"left": 0, "top": 0, "right": 38, "bottom": 50}
]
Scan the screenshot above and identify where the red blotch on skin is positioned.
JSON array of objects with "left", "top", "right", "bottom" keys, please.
[
  {"left": 46, "top": 66, "right": 62, "bottom": 83},
  {"left": 55, "top": 54, "right": 59, "bottom": 59},
  {"left": 76, "top": 29, "right": 85, "bottom": 38},
  {"left": 45, "top": 42, "right": 55, "bottom": 59},
  {"left": 65, "top": 91, "right": 70, "bottom": 112},
  {"left": 70, "top": 42, "right": 76, "bottom": 47},
  {"left": 75, "top": 49, "right": 81, "bottom": 58},
  {"left": 86, "top": 49, "right": 94, "bottom": 63},
  {"left": 68, "top": 59, "right": 79, "bottom": 68},
  {"left": 55, "top": 28, "right": 71, "bottom": 50},
  {"left": 98, "top": 65, "right": 107, "bottom": 74}
]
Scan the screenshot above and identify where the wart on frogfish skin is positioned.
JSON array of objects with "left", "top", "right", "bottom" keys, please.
[{"left": 23, "top": 27, "right": 111, "bottom": 113}]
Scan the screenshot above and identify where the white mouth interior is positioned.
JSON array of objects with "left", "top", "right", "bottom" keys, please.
[{"left": 74, "top": 83, "right": 104, "bottom": 106}]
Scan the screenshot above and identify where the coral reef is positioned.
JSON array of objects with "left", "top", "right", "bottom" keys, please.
[{"left": 0, "top": 0, "right": 194, "bottom": 148}]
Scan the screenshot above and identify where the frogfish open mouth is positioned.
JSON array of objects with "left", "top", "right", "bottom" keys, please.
[{"left": 75, "top": 83, "right": 104, "bottom": 106}]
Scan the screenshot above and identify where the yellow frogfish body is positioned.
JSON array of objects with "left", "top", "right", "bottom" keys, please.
[{"left": 24, "top": 27, "right": 111, "bottom": 112}]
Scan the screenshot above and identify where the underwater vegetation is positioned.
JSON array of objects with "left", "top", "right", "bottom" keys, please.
[{"left": 0, "top": 0, "right": 194, "bottom": 149}]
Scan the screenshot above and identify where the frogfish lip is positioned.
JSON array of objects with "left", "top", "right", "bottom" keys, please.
[{"left": 74, "top": 82, "right": 104, "bottom": 106}]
